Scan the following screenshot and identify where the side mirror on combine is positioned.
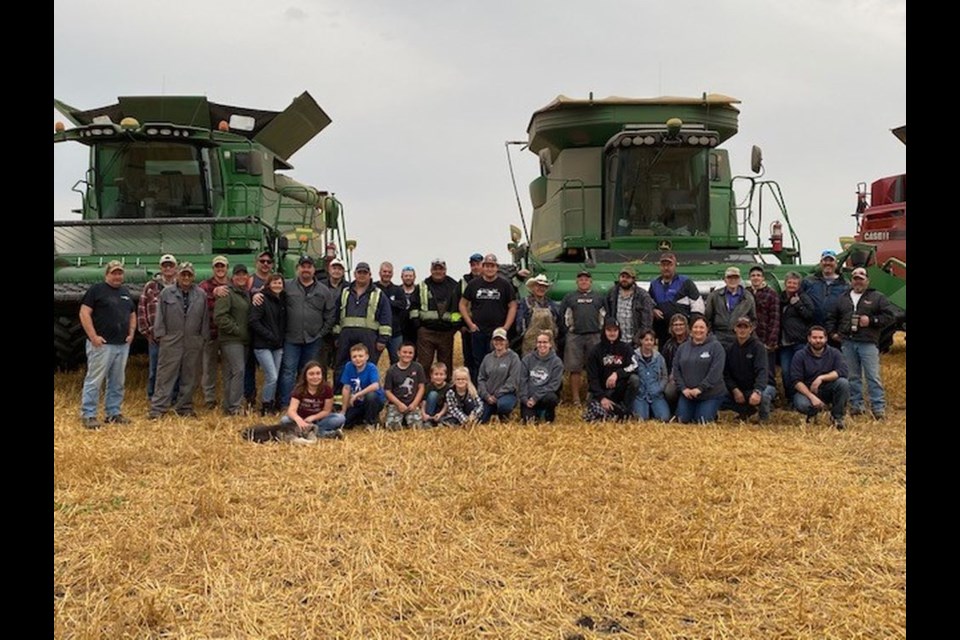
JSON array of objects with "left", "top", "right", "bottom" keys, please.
[{"left": 750, "top": 145, "right": 763, "bottom": 174}]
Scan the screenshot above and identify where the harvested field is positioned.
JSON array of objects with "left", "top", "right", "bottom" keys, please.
[{"left": 54, "top": 337, "right": 906, "bottom": 638}]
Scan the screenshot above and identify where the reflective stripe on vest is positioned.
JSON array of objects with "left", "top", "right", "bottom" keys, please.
[
  {"left": 418, "top": 281, "right": 455, "bottom": 322},
  {"left": 338, "top": 286, "right": 390, "bottom": 336}
]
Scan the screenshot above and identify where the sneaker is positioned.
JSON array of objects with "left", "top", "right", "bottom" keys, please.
[
  {"left": 291, "top": 436, "right": 316, "bottom": 445},
  {"left": 849, "top": 407, "right": 866, "bottom": 417},
  {"left": 174, "top": 408, "right": 198, "bottom": 418},
  {"left": 104, "top": 414, "right": 132, "bottom": 425},
  {"left": 833, "top": 418, "right": 846, "bottom": 430},
  {"left": 871, "top": 411, "right": 886, "bottom": 421},
  {"left": 318, "top": 428, "right": 344, "bottom": 440},
  {"left": 82, "top": 416, "right": 101, "bottom": 429}
]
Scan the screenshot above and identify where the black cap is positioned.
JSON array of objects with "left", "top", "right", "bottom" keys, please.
[
  {"left": 233, "top": 264, "right": 249, "bottom": 275},
  {"left": 355, "top": 261, "right": 371, "bottom": 273},
  {"left": 603, "top": 316, "right": 620, "bottom": 329},
  {"left": 576, "top": 269, "right": 591, "bottom": 278},
  {"left": 298, "top": 255, "right": 315, "bottom": 266}
]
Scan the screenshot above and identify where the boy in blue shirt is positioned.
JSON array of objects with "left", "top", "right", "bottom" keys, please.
[{"left": 340, "top": 343, "right": 385, "bottom": 427}]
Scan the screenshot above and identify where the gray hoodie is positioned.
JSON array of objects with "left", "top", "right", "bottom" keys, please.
[
  {"left": 478, "top": 349, "right": 523, "bottom": 398},
  {"left": 519, "top": 349, "right": 564, "bottom": 403},
  {"left": 672, "top": 334, "right": 727, "bottom": 398}
]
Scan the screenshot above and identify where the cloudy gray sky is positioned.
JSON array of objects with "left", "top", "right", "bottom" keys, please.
[{"left": 54, "top": 0, "right": 905, "bottom": 279}]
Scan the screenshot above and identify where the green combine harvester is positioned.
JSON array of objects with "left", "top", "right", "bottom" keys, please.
[
  {"left": 54, "top": 91, "right": 354, "bottom": 369},
  {"left": 504, "top": 93, "right": 810, "bottom": 295},
  {"left": 503, "top": 93, "right": 905, "bottom": 348}
]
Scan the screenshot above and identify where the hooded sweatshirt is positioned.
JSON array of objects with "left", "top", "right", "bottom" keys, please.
[
  {"left": 585, "top": 332, "right": 635, "bottom": 400},
  {"left": 519, "top": 348, "right": 565, "bottom": 403},
  {"left": 672, "top": 334, "right": 727, "bottom": 398},
  {"left": 477, "top": 348, "right": 523, "bottom": 398}
]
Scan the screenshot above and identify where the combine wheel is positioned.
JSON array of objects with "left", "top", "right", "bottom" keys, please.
[{"left": 54, "top": 315, "right": 86, "bottom": 370}]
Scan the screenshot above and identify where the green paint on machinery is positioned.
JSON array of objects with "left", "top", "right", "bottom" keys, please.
[
  {"left": 507, "top": 93, "right": 827, "bottom": 296},
  {"left": 54, "top": 91, "right": 355, "bottom": 369}
]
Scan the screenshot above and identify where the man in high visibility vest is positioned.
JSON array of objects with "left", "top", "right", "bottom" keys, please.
[
  {"left": 410, "top": 258, "right": 461, "bottom": 381},
  {"left": 333, "top": 261, "right": 393, "bottom": 385}
]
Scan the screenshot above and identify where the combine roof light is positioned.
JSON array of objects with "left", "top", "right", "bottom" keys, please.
[
  {"left": 160, "top": 128, "right": 171, "bottom": 136},
  {"left": 644, "top": 136, "right": 655, "bottom": 145},
  {"left": 621, "top": 137, "right": 632, "bottom": 147},
  {"left": 146, "top": 128, "right": 158, "bottom": 135},
  {"left": 54, "top": 121, "right": 65, "bottom": 133},
  {"left": 119, "top": 117, "right": 139, "bottom": 130}
]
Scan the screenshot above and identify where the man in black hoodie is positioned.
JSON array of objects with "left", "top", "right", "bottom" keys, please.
[
  {"left": 721, "top": 317, "right": 777, "bottom": 422},
  {"left": 583, "top": 317, "right": 639, "bottom": 422}
]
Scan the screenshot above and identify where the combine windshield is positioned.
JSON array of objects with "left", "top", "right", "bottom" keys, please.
[
  {"left": 606, "top": 146, "right": 709, "bottom": 238},
  {"left": 95, "top": 142, "right": 217, "bottom": 219}
]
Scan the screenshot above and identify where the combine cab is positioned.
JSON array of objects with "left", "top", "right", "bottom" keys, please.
[
  {"left": 54, "top": 92, "right": 354, "bottom": 369},
  {"left": 505, "top": 94, "right": 814, "bottom": 299}
]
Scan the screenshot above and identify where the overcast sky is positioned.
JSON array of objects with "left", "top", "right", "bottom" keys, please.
[{"left": 54, "top": 0, "right": 905, "bottom": 280}]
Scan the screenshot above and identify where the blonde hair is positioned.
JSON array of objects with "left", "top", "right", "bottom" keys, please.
[{"left": 451, "top": 366, "right": 478, "bottom": 398}]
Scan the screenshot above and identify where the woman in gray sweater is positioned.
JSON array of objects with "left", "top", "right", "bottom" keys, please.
[
  {"left": 477, "top": 327, "right": 522, "bottom": 423},
  {"left": 519, "top": 331, "right": 565, "bottom": 423},
  {"left": 672, "top": 317, "right": 727, "bottom": 423}
]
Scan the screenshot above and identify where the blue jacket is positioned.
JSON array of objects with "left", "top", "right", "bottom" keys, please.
[
  {"left": 628, "top": 350, "right": 668, "bottom": 402},
  {"left": 801, "top": 272, "right": 850, "bottom": 327}
]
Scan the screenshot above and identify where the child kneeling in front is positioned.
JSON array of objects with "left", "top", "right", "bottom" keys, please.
[
  {"left": 384, "top": 342, "right": 426, "bottom": 428},
  {"left": 282, "top": 361, "right": 346, "bottom": 441},
  {"left": 442, "top": 366, "right": 483, "bottom": 426},
  {"left": 420, "top": 362, "right": 450, "bottom": 426},
  {"left": 341, "top": 343, "right": 385, "bottom": 427}
]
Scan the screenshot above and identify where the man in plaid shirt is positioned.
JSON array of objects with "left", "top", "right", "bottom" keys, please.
[
  {"left": 748, "top": 265, "right": 780, "bottom": 386},
  {"left": 137, "top": 254, "right": 178, "bottom": 398}
]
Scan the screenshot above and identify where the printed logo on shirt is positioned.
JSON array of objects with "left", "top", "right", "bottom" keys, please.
[
  {"left": 399, "top": 377, "right": 416, "bottom": 396},
  {"left": 746, "top": 353, "right": 754, "bottom": 359},
  {"left": 350, "top": 377, "right": 362, "bottom": 393},
  {"left": 602, "top": 355, "right": 624, "bottom": 366},
  {"left": 530, "top": 366, "right": 549, "bottom": 385},
  {"left": 576, "top": 297, "right": 596, "bottom": 304},
  {"left": 476, "top": 288, "right": 502, "bottom": 301},
  {"left": 699, "top": 352, "right": 711, "bottom": 359}
]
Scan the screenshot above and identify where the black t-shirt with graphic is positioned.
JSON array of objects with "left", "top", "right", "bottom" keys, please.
[
  {"left": 384, "top": 361, "right": 426, "bottom": 405},
  {"left": 463, "top": 276, "right": 515, "bottom": 331},
  {"left": 81, "top": 282, "right": 135, "bottom": 344}
]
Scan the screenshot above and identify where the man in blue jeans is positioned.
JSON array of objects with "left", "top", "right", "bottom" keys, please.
[
  {"left": 79, "top": 260, "right": 137, "bottom": 429},
  {"left": 790, "top": 326, "right": 850, "bottom": 429},
  {"left": 275, "top": 256, "right": 336, "bottom": 409},
  {"left": 826, "top": 267, "right": 896, "bottom": 420},
  {"left": 458, "top": 253, "right": 517, "bottom": 384}
]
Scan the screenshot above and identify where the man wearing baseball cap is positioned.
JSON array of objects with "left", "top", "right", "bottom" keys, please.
[
  {"left": 720, "top": 316, "right": 777, "bottom": 423},
  {"left": 801, "top": 250, "right": 850, "bottom": 345},
  {"left": 149, "top": 262, "right": 209, "bottom": 420},
  {"left": 704, "top": 266, "right": 757, "bottom": 348},
  {"left": 410, "top": 258, "right": 461, "bottom": 379},
  {"left": 78, "top": 261, "right": 137, "bottom": 428},
  {"left": 557, "top": 269, "right": 606, "bottom": 406},
  {"left": 137, "top": 253, "right": 179, "bottom": 399},
  {"left": 826, "top": 267, "right": 896, "bottom": 420},
  {"left": 604, "top": 265, "right": 654, "bottom": 346},
  {"left": 648, "top": 252, "right": 705, "bottom": 345},
  {"left": 332, "top": 261, "right": 393, "bottom": 386},
  {"left": 458, "top": 252, "right": 486, "bottom": 379},
  {"left": 199, "top": 255, "right": 231, "bottom": 409},
  {"left": 459, "top": 253, "right": 517, "bottom": 384}
]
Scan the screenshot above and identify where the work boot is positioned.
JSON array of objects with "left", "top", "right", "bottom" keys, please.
[
  {"left": 260, "top": 401, "right": 274, "bottom": 417},
  {"left": 82, "top": 416, "right": 101, "bottom": 430},
  {"left": 105, "top": 414, "right": 132, "bottom": 425}
]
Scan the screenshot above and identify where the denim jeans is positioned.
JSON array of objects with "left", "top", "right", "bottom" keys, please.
[
  {"left": 81, "top": 341, "right": 130, "bottom": 418},
  {"left": 254, "top": 348, "right": 283, "bottom": 404},
  {"left": 633, "top": 395, "right": 672, "bottom": 422},
  {"left": 469, "top": 330, "right": 494, "bottom": 384},
  {"left": 721, "top": 385, "right": 777, "bottom": 420},
  {"left": 281, "top": 413, "right": 346, "bottom": 435},
  {"left": 842, "top": 341, "right": 885, "bottom": 414},
  {"left": 779, "top": 344, "right": 806, "bottom": 400},
  {"left": 277, "top": 339, "right": 321, "bottom": 407},
  {"left": 676, "top": 394, "right": 723, "bottom": 424},
  {"left": 424, "top": 389, "right": 444, "bottom": 416},
  {"left": 792, "top": 378, "right": 850, "bottom": 421},
  {"left": 480, "top": 393, "right": 517, "bottom": 423}
]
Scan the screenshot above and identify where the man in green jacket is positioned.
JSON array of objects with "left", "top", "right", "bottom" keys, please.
[{"left": 215, "top": 264, "right": 252, "bottom": 416}]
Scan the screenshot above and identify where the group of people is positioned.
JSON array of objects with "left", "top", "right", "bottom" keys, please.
[{"left": 77, "top": 248, "right": 896, "bottom": 434}]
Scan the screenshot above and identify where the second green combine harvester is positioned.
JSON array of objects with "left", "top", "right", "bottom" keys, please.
[
  {"left": 54, "top": 91, "right": 354, "bottom": 369},
  {"left": 507, "top": 93, "right": 810, "bottom": 295}
]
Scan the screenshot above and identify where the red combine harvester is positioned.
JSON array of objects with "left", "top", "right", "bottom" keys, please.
[
  {"left": 846, "top": 125, "right": 906, "bottom": 280},
  {"left": 840, "top": 125, "right": 906, "bottom": 352}
]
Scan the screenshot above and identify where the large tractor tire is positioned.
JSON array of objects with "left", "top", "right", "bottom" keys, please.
[{"left": 54, "top": 315, "right": 86, "bottom": 371}]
